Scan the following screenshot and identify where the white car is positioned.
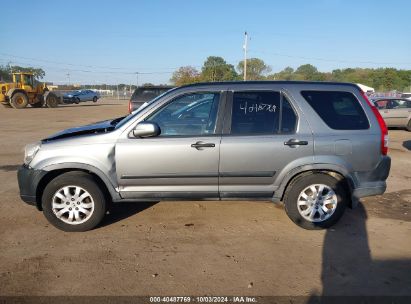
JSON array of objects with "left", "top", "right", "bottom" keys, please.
[{"left": 401, "top": 93, "right": 411, "bottom": 100}]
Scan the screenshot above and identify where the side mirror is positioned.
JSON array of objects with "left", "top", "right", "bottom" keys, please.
[{"left": 132, "top": 122, "right": 161, "bottom": 138}]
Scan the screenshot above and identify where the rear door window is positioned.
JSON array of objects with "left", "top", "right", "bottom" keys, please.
[
  {"left": 229, "top": 91, "right": 297, "bottom": 135},
  {"left": 301, "top": 91, "right": 369, "bottom": 130},
  {"left": 231, "top": 91, "right": 281, "bottom": 135}
]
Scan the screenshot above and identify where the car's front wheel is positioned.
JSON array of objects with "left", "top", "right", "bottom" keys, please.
[
  {"left": 93, "top": 96, "right": 98, "bottom": 102},
  {"left": 42, "top": 172, "right": 107, "bottom": 232},
  {"left": 284, "top": 173, "right": 347, "bottom": 229}
]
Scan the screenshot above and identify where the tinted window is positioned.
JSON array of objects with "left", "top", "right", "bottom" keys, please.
[
  {"left": 132, "top": 88, "right": 158, "bottom": 102},
  {"left": 301, "top": 91, "right": 369, "bottom": 130},
  {"left": 231, "top": 91, "right": 281, "bottom": 135},
  {"left": 147, "top": 92, "right": 220, "bottom": 136}
]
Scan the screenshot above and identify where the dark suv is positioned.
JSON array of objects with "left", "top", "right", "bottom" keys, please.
[{"left": 129, "top": 86, "right": 174, "bottom": 113}]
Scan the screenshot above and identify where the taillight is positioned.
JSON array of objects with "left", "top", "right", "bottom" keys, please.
[
  {"left": 361, "top": 91, "right": 388, "bottom": 155},
  {"left": 128, "top": 100, "right": 132, "bottom": 114}
]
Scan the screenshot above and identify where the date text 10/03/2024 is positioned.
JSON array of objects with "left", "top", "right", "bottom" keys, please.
[{"left": 149, "top": 296, "right": 257, "bottom": 303}]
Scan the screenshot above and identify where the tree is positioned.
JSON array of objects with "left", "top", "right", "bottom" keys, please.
[
  {"left": 0, "top": 65, "right": 45, "bottom": 81},
  {"left": 267, "top": 66, "right": 294, "bottom": 80},
  {"left": 9, "top": 66, "right": 45, "bottom": 79},
  {"left": 170, "top": 66, "right": 201, "bottom": 86},
  {"left": 237, "top": 58, "right": 271, "bottom": 80},
  {"left": 294, "top": 64, "right": 322, "bottom": 80},
  {"left": 201, "top": 56, "right": 238, "bottom": 82},
  {"left": 0, "top": 65, "right": 12, "bottom": 82}
]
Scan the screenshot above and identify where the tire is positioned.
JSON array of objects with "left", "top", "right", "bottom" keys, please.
[
  {"left": 46, "top": 93, "right": 59, "bottom": 108},
  {"left": 10, "top": 92, "right": 28, "bottom": 109},
  {"left": 75, "top": 98, "right": 80, "bottom": 104},
  {"left": 284, "top": 173, "right": 347, "bottom": 230},
  {"left": 42, "top": 172, "right": 107, "bottom": 232},
  {"left": 93, "top": 96, "right": 98, "bottom": 102},
  {"left": 407, "top": 119, "right": 411, "bottom": 132}
]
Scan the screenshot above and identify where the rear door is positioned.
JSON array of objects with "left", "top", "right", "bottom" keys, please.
[
  {"left": 384, "top": 99, "right": 410, "bottom": 126},
  {"left": 218, "top": 85, "right": 313, "bottom": 198}
]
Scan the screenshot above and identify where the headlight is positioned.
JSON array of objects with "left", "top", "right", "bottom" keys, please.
[
  {"left": 67, "top": 95, "right": 72, "bottom": 97},
  {"left": 24, "top": 142, "right": 41, "bottom": 165}
]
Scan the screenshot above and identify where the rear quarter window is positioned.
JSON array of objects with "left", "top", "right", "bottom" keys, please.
[{"left": 301, "top": 90, "right": 369, "bottom": 130}]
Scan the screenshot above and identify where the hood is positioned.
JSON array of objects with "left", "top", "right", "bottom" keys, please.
[{"left": 43, "top": 119, "right": 115, "bottom": 141}]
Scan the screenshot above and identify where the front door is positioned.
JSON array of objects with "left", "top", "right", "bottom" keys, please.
[
  {"left": 116, "top": 91, "right": 224, "bottom": 199},
  {"left": 219, "top": 88, "right": 313, "bottom": 198}
]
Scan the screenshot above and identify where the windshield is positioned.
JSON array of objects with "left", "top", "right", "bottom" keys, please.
[{"left": 114, "top": 89, "right": 173, "bottom": 129}]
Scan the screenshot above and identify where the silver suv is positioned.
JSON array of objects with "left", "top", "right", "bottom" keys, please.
[{"left": 17, "top": 81, "right": 391, "bottom": 232}]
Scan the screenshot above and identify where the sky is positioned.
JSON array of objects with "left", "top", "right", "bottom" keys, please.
[{"left": 1, "top": 0, "right": 410, "bottom": 85}]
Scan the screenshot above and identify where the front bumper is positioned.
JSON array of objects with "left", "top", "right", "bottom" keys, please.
[
  {"left": 62, "top": 97, "right": 75, "bottom": 103},
  {"left": 17, "top": 165, "right": 47, "bottom": 208}
]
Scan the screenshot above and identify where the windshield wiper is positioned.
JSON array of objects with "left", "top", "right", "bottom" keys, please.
[{"left": 110, "top": 116, "right": 126, "bottom": 126}]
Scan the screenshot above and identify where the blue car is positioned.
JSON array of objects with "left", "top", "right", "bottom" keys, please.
[{"left": 63, "top": 90, "right": 100, "bottom": 104}]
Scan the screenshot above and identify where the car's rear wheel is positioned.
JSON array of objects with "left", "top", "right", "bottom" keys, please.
[
  {"left": 407, "top": 119, "right": 411, "bottom": 132},
  {"left": 93, "top": 96, "right": 98, "bottom": 102},
  {"left": 42, "top": 172, "right": 107, "bottom": 232},
  {"left": 284, "top": 173, "right": 347, "bottom": 229},
  {"left": 10, "top": 92, "right": 28, "bottom": 109}
]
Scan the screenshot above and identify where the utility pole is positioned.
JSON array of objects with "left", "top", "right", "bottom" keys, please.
[
  {"left": 66, "top": 73, "right": 71, "bottom": 86},
  {"left": 135, "top": 72, "right": 139, "bottom": 88},
  {"left": 243, "top": 31, "right": 248, "bottom": 81}
]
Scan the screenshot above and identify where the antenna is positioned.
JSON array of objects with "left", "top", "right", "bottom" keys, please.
[{"left": 243, "top": 31, "right": 248, "bottom": 81}]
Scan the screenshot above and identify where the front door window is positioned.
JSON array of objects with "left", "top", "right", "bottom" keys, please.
[{"left": 147, "top": 92, "right": 220, "bottom": 136}]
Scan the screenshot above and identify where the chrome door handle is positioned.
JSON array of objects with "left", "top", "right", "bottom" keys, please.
[
  {"left": 191, "top": 141, "right": 215, "bottom": 150},
  {"left": 284, "top": 139, "right": 308, "bottom": 146}
]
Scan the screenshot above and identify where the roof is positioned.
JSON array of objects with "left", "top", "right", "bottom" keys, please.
[
  {"left": 12, "top": 72, "right": 34, "bottom": 75},
  {"left": 372, "top": 97, "right": 409, "bottom": 100},
  {"left": 178, "top": 80, "right": 360, "bottom": 89},
  {"left": 138, "top": 85, "right": 174, "bottom": 89}
]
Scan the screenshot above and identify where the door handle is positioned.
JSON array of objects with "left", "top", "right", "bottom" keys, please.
[
  {"left": 191, "top": 141, "right": 215, "bottom": 150},
  {"left": 284, "top": 139, "right": 308, "bottom": 146}
]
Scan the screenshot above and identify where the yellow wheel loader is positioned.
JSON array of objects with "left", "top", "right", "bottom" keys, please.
[{"left": 0, "top": 72, "right": 59, "bottom": 109}]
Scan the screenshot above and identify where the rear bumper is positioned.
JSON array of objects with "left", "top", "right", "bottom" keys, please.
[
  {"left": 17, "top": 165, "right": 47, "bottom": 208},
  {"left": 352, "top": 156, "right": 391, "bottom": 199}
]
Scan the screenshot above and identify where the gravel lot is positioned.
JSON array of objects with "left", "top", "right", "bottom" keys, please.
[{"left": 0, "top": 98, "right": 410, "bottom": 296}]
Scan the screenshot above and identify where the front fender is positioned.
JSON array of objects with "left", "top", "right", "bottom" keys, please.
[
  {"left": 41, "top": 162, "right": 121, "bottom": 201},
  {"left": 7, "top": 88, "right": 27, "bottom": 98}
]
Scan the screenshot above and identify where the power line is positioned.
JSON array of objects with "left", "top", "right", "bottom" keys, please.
[
  {"left": 0, "top": 56, "right": 243, "bottom": 75},
  {"left": 249, "top": 50, "right": 411, "bottom": 65}
]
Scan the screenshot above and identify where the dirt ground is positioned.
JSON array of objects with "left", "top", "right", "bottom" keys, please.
[{"left": 0, "top": 98, "right": 410, "bottom": 297}]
